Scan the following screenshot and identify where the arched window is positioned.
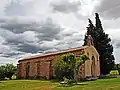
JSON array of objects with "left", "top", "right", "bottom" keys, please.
[
  {"left": 87, "top": 52, "right": 89, "bottom": 56},
  {"left": 26, "top": 62, "right": 30, "bottom": 78},
  {"left": 96, "top": 55, "right": 99, "bottom": 61},
  {"left": 92, "top": 56, "right": 95, "bottom": 61}
]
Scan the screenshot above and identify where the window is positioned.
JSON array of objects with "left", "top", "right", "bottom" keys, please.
[
  {"left": 92, "top": 56, "right": 95, "bottom": 61},
  {"left": 87, "top": 52, "right": 89, "bottom": 56},
  {"left": 96, "top": 55, "right": 99, "bottom": 61},
  {"left": 26, "top": 62, "right": 30, "bottom": 78}
]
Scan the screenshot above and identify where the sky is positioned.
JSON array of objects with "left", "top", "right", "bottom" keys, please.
[{"left": 0, "top": 0, "right": 120, "bottom": 65}]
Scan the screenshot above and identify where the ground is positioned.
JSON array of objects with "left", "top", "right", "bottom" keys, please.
[{"left": 0, "top": 77, "right": 120, "bottom": 90}]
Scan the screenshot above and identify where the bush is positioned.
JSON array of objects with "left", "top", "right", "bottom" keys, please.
[
  {"left": 12, "top": 74, "right": 17, "bottom": 80},
  {"left": 54, "top": 60, "right": 74, "bottom": 80},
  {"left": 0, "top": 64, "right": 17, "bottom": 80},
  {"left": 110, "top": 70, "right": 119, "bottom": 75},
  {"left": 54, "top": 53, "right": 89, "bottom": 82},
  {"left": 54, "top": 53, "right": 75, "bottom": 80}
]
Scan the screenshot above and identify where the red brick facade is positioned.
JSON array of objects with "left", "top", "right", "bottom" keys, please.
[
  {"left": 17, "top": 45, "right": 100, "bottom": 80},
  {"left": 17, "top": 47, "right": 86, "bottom": 79}
]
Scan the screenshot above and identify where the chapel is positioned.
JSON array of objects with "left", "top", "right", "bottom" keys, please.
[{"left": 17, "top": 35, "right": 100, "bottom": 79}]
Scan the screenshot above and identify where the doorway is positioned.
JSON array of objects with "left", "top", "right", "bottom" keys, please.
[{"left": 91, "top": 56, "right": 95, "bottom": 76}]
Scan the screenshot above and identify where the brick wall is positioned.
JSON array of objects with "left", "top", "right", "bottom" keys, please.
[{"left": 17, "top": 47, "right": 100, "bottom": 80}]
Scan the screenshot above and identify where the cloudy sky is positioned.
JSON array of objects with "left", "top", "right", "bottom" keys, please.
[{"left": 0, "top": 0, "right": 120, "bottom": 65}]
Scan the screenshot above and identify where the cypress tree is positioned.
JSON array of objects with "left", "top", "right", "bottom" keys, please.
[
  {"left": 83, "top": 13, "right": 115, "bottom": 74},
  {"left": 95, "top": 13, "right": 114, "bottom": 74}
]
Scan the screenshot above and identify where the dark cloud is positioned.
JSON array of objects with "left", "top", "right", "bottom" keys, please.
[
  {"left": 4, "top": 39, "right": 41, "bottom": 54},
  {"left": 0, "top": 22, "right": 34, "bottom": 33},
  {"left": 0, "top": 16, "right": 84, "bottom": 63},
  {"left": 17, "top": 43, "right": 42, "bottom": 53},
  {"left": 0, "top": 42, "right": 24, "bottom": 58},
  {"left": 0, "top": 18, "right": 37, "bottom": 33},
  {"left": 0, "top": 17, "right": 65, "bottom": 56},
  {"left": 96, "top": 0, "right": 120, "bottom": 19},
  {"left": 0, "top": 18, "right": 9, "bottom": 23},
  {"left": 51, "top": 0, "right": 81, "bottom": 13},
  {"left": 36, "top": 18, "right": 63, "bottom": 41},
  {"left": 0, "top": 18, "right": 63, "bottom": 41}
]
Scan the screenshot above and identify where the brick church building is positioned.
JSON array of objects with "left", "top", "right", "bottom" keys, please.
[{"left": 17, "top": 35, "right": 100, "bottom": 79}]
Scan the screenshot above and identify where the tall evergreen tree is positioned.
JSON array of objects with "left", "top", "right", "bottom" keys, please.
[
  {"left": 83, "top": 13, "right": 115, "bottom": 74},
  {"left": 95, "top": 13, "right": 114, "bottom": 74}
]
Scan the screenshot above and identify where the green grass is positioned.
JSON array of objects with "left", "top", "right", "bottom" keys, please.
[{"left": 0, "top": 78, "right": 120, "bottom": 90}]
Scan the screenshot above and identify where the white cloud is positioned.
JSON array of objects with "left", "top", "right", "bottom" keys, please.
[
  {"left": 78, "top": 0, "right": 100, "bottom": 16},
  {"left": 0, "top": 57, "right": 17, "bottom": 65},
  {"left": 0, "top": 0, "right": 119, "bottom": 64}
]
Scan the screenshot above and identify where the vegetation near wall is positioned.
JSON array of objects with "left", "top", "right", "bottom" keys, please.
[
  {"left": 54, "top": 53, "right": 75, "bottom": 80},
  {"left": 0, "top": 64, "right": 17, "bottom": 80},
  {"left": 54, "top": 53, "right": 89, "bottom": 84}
]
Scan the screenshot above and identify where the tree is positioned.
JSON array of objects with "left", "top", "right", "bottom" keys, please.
[
  {"left": 54, "top": 53, "right": 89, "bottom": 83},
  {"left": 112, "top": 64, "right": 118, "bottom": 70},
  {"left": 95, "top": 13, "right": 114, "bottom": 74},
  {"left": 0, "top": 65, "right": 6, "bottom": 80},
  {"left": 83, "top": 13, "right": 115, "bottom": 74},
  {"left": 5, "top": 64, "right": 17, "bottom": 80},
  {"left": 74, "top": 54, "right": 89, "bottom": 83},
  {"left": 54, "top": 53, "right": 75, "bottom": 80},
  {"left": 0, "top": 64, "right": 17, "bottom": 80}
]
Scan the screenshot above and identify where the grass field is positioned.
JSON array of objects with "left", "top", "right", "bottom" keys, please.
[{"left": 0, "top": 77, "right": 120, "bottom": 90}]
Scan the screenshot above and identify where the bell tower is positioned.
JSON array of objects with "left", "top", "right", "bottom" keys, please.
[{"left": 87, "top": 35, "right": 94, "bottom": 46}]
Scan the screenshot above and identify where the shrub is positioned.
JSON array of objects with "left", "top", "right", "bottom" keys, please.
[
  {"left": 110, "top": 70, "right": 119, "bottom": 75},
  {"left": 54, "top": 53, "right": 89, "bottom": 82},
  {"left": 54, "top": 59, "right": 74, "bottom": 80},
  {"left": 0, "top": 64, "right": 17, "bottom": 80}
]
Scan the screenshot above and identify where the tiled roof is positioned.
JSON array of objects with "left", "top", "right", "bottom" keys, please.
[{"left": 19, "top": 46, "right": 88, "bottom": 62}]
